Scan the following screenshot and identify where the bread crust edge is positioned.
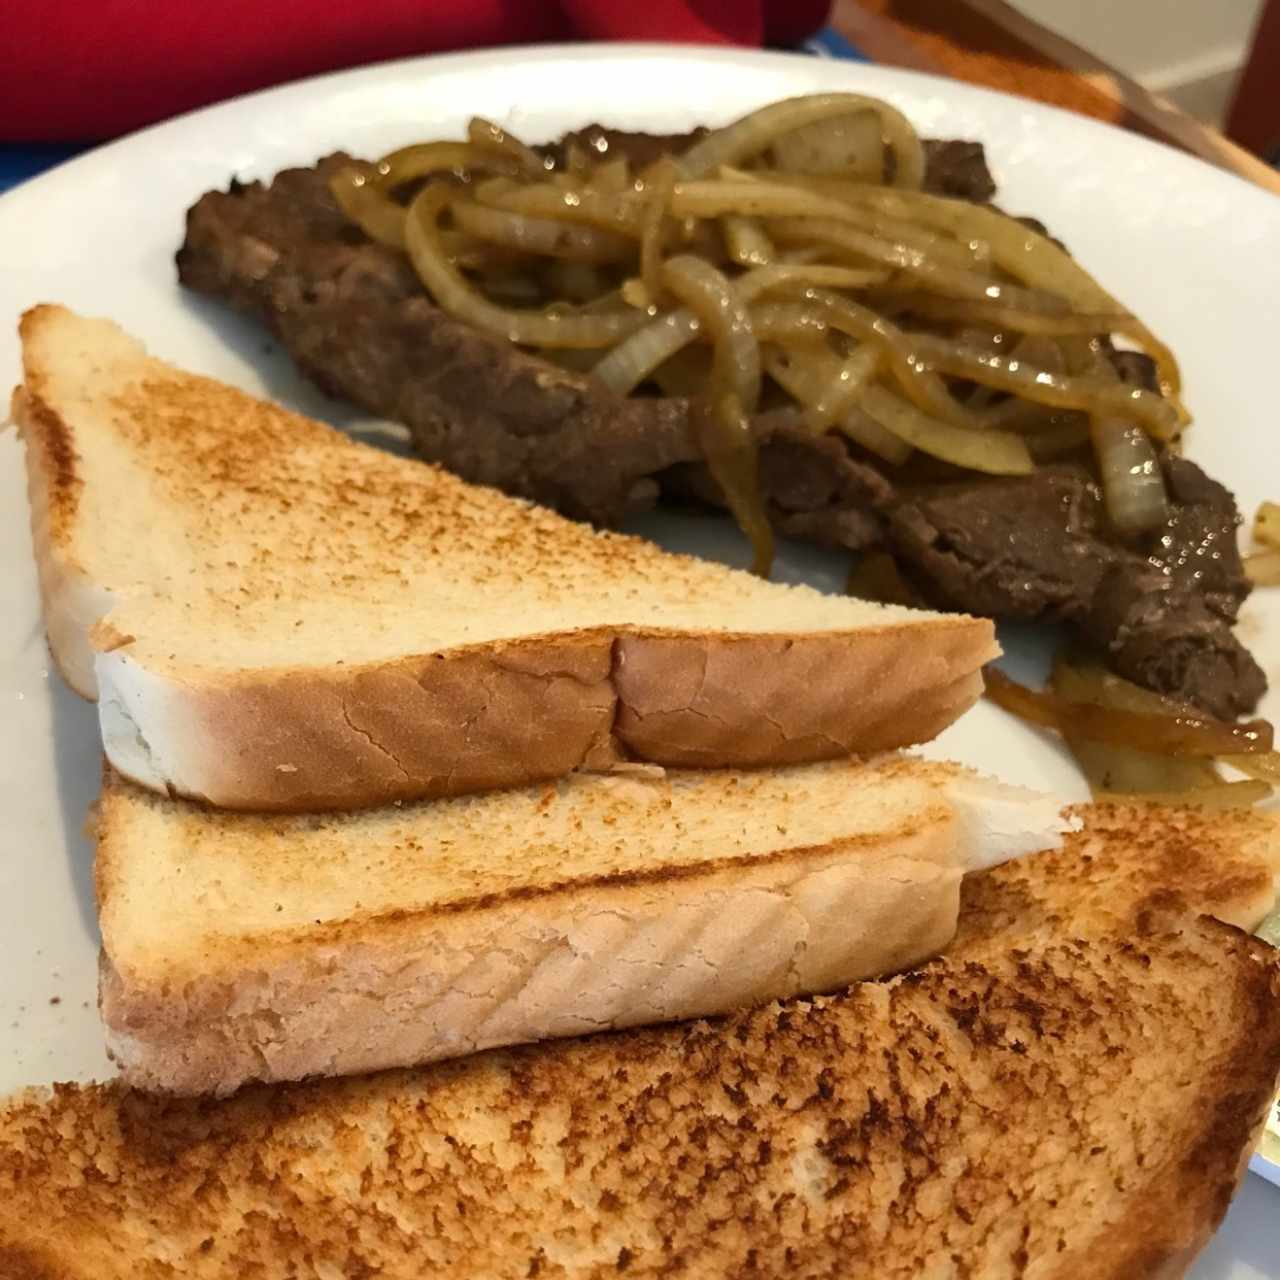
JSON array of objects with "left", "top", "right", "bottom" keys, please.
[
  {"left": 12, "top": 382, "right": 110, "bottom": 700},
  {"left": 98, "top": 817, "right": 963, "bottom": 1095},
  {"left": 93, "top": 623, "right": 995, "bottom": 812},
  {"left": 16, "top": 304, "right": 998, "bottom": 812}
]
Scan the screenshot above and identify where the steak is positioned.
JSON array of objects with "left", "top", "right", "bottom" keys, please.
[
  {"left": 176, "top": 135, "right": 1265, "bottom": 717},
  {"left": 886, "top": 462, "right": 1264, "bottom": 719},
  {"left": 920, "top": 139, "right": 997, "bottom": 202},
  {"left": 177, "top": 155, "right": 699, "bottom": 523}
]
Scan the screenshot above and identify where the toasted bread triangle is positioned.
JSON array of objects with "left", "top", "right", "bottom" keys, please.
[
  {"left": 16, "top": 306, "right": 997, "bottom": 811},
  {"left": 94, "top": 755, "right": 1069, "bottom": 1095}
]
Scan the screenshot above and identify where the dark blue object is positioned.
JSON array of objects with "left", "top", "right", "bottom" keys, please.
[
  {"left": 0, "top": 143, "right": 94, "bottom": 195},
  {"left": 803, "top": 27, "right": 868, "bottom": 61}
]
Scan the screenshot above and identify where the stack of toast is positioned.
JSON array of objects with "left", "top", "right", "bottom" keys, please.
[
  {"left": 3, "top": 307, "right": 1279, "bottom": 1276},
  {"left": 15, "top": 305, "right": 1064, "bottom": 1094}
]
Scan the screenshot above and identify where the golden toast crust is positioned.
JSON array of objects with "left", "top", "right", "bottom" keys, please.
[
  {"left": 2, "top": 920, "right": 1275, "bottom": 1279},
  {"left": 2, "top": 806, "right": 1278, "bottom": 1278},
  {"left": 93, "top": 760, "right": 970, "bottom": 1094}
]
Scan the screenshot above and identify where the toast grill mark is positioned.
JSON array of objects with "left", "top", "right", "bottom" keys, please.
[
  {"left": 210, "top": 815, "right": 948, "bottom": 944},
  {"left": 13, "top": 387, "right": 81, "bottom": 543}
]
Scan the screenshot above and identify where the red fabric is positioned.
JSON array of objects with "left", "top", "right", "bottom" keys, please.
[{"left": 4, "top": 0, "right": 830, "bottom": 142}]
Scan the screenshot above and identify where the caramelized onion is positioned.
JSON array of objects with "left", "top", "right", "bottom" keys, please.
[
  {"left": 762, "top": 341, "right": 908, "bottom": 462},
  {"left": 985, "top": 666, "right": 1273, "bottom": 757},
  {"left": 1023, "top": 417, "right": 1092, "bottom": 460},
  {"left": 862, "top": 386, "right": 1032, "bottom": 474},
  {"left": 912, "top": 335, "right": 1182, "bottom": 440},
  {"left": 1245, "top": 550, "right": 1280, "bottom": 586},
  {"left": 1102, "top": 780, "right": 1274, "bottom": 808},
  {"left": 746, "top": 301, "right": 831, "bottom": 346},
  {"left": 661, "top": 255, "right": 770, "bottom": 574},
  {"left": 404, "top": 188, "right": 645, "bottom": 348},
  {"left": 1245, "top": 500, "right": 1280, "bottom": 583},
  {"left": 662, "top": 255, "right": 761, "bottom": 414},
  {"left": 843, "top": 211, "right": 991, "bottom": 269},
  {"left": 762, "top": 345, "right": 879, "bottom": 431},
  {"left": 1046, "top": 654, "right": 1277, "bottom": 806},
  {"left": 484, "top": 184, "right": 645, "bottom": 234},
  {"left": 734, "top": 264, "right": 889, "bottom": 304},
  {"left": 466, "top": 118, "right": 550, "bottom": 177},
  {"left": 1254, "top": 501, "right": 1280, "bottom": 549},
  {"left": 732, "top": 171, "right": 992, "bottom": 267},
  {"left": 803, "top": 345, "right": 881, "bottom": 431},
  {"left": 328, "top": 165, "right": 410, "bottom": 249},
  {"left": 591, "top": 309, "right": 700, "bottom": 395},
  {"left": 722, "top": 215, "right": 775, "bottom": 267},
  {"left": 885, "top": 292, "right": 1128, "bottom": 336},
  {"left": 803, "top": 290, "right": 980, "bottom": 428},
  {"left": 1050, "top": 655, "right": 1225, "bottom": 797},
  {"left": 650, "top": 345, "right": 712, "bottom": 398},
  {"left": 778, "top": 244, "right": 831, "bottom": 266},
  {"left": 333, "top": 99, "right": 1198, "bottom": 583},
  {"left": 543, "top": 261, "right": 606, "bottom": 302},
  {"left": 330, "top": 143, "right": 529, "bottom": 249},
  {"left": 639, "top": 159, "right": 678, "bottom": 306},
  {"left": 1091, "top": 415, "right": 1170, "bottom": 533},
  {"left": 678, "top": 94, "right": 925, "bottom": 190},
  {"left": 1221, "top": 751, "right": 1280, "bottom": 782},
  {"left": 591, "top": 156, "right": 633, "bottom": 194},
  {"left": 826, "top": 184, "right": 1183, "bottom": 406},
  {"left": 770, "top": 111, "right": 884, "bottom": 179},
  {"left": 672, "top": 180, "right": 863, "bottom": 223},
  {"left": 847, "top": 551, "right": 921, "bottom": 605},
  {"left": 690, "top": 400, "right": 775, "bottom": 578},
  {"left": 834, "top": 406, "right": 914, "bottom": 465},
  {"left": 451, "top": 200, "right": 632, "bottom": 263},
  {"left": 771, "top": 216, "right": 1014, "bottom": 304},
  {"left": 374, "top": 141, "right": 513, "bottom": 189}
]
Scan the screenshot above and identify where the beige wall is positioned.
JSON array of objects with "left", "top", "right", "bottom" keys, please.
[{"left": 1012, "top": 0, "right": 1265, "bottom": 121}]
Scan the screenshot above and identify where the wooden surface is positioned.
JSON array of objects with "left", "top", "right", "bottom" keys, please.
[{"left": 831, "top": 0, "right": 1280, "bottom": 196}]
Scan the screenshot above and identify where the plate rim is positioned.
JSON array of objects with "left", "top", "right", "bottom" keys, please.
[{"left": 3, "top": 42, "right": 1279, "bottom": 223}]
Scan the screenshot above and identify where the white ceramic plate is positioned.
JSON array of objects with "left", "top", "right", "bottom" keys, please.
[{"left": 0, "top": 44, "right": 1277, "bottom": 1272}]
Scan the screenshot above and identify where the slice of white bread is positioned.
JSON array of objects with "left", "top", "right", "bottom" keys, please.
[
  {"left": 95, "top": 754, "right": 1068, "bottom": 1095},
  {"left": 14, "top": 305, "right": 998, "bottom": 812},
  {"left": 3, "top": 806, "right": 1278, "bottom": 1279},
  {"left": 954, "top": 800, "right": 1280, "bottom": 952}
]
